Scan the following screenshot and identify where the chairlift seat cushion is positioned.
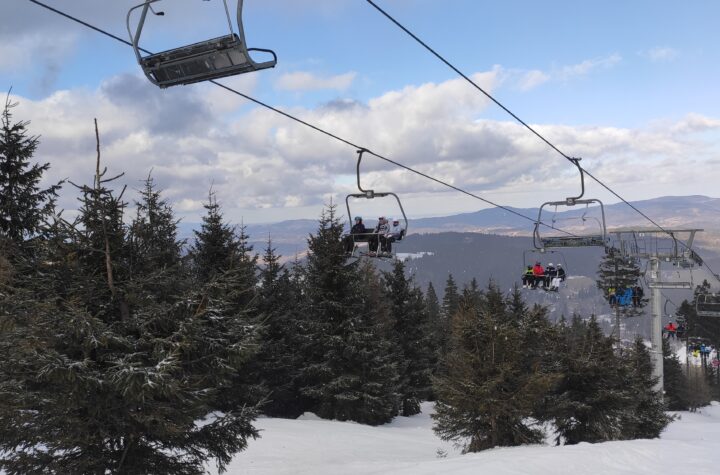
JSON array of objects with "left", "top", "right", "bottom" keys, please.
[{"left": 140, "top": 34, "right": 275, "bottom": 88}]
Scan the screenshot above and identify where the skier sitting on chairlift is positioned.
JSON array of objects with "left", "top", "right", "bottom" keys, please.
[
  {"left": 616, "top": 286, "right": 633, "bottom": 307},
  {"left": 545, "top": 263, "right": 556, "bottom": 288},
  {"left": 382, "top": 218, "right": 405, "bottom": 254},
  {"left": 532, "top": 262, "right": 545, "bottom": 289},
  {"left": 549, "top": 263, "right": 566, "bottom": 291},
  {"left": 344, "top": 216, "right": 369, "bottom": 255},
  {"left": 608, "top": 287, "right": 617, "bottom": 306},
  {"left": 372, "top": 216, "right": 391, "bottom": 256},
  {"left": 522, "top": 265, "right": 534, "bottom": 288},
  {"left": 632, "top": 285, "right": 644, "bottom": 307}
]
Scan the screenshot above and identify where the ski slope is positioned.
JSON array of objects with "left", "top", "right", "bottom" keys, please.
[{"left": 209, "top": 402, "right": 720, "bottom": 475}]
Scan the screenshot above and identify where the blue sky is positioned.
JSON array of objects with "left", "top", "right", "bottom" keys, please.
[{"left": 2, "top": 0, "right": 719, "bottom": 223}]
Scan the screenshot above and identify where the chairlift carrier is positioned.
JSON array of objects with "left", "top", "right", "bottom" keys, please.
[
  {"left": 345, "top": 149, "right": 409, "bottom": 257},
  {"left": 127, "top": 0, "right": 277, "bottom": 88},
  {"left": 697, "top": 293, "right": 720, "bottom": 318},
  {"left": 533, "top": 158, "right": 608, "bottom": 249}
]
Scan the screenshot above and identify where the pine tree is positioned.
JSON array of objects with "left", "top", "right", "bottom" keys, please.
[
  {"left": 190, "top": 190, "right": 240, "bottom": 283},
  {"left": 432, "top": 283, "right": 556, "bottom": 452},
  {"left": 424, "top": 282, "right": 441, "bottom": 378},
  {"left": 425, "top": 282, "right": 440, "bottom": 325},
  {"left": 0, "top": 93, "right": 61, "bottom": 244},
  {"left": 619, "top": 337, "right": 672, "bottom": 438},
  {"left": 435, "top": 274, "right": 460, "bottom": 372},
  {"left": 129, "top": 173, "right": 182, "bottom": 278},
  {"left": 71, "top": 133, "right": 130, "bottom": 319},
  {"left": 383, "top": 260, "right": 434, "bottom": 416},
  {"left": 298, "top": 205, "right": 400, "bottom": 425},
  {"left": 254, "top": 238, "right": 306, "bottom": 417},
  {"left": 550, "top": 316, "right": 632, "bottom": 444},
  {"left": 662, "top": 338, "right": 691, "bottom": 411},
  {"left": 0, "top": 131, "right": 260, "bottom": 473},
  {"left": 596, "top": 248, "right": 646, "bottom": 337}
]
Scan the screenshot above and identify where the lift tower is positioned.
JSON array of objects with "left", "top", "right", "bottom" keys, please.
[{"left": 609, "top": 229, "right": 702, "bottom": 393}]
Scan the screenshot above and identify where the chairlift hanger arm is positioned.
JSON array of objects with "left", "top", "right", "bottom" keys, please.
[
  {"left": 355, "top": 148, "right": 373, "bottom": 196},
  {"left": 566, "top": 157, "right": 585, "bottom": 206},
  {"left": 127, "top": 0, "right": 166, "bottom": 87}
]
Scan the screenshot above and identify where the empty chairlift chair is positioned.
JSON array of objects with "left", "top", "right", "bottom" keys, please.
[
  {"left": 533, "top": 158, "right": 608, "bottom": 250},
  {"left": 127, "top": 0, "right": 277, "bottom": 88},
  {"left": 697, "top": 294, "right": 720, "bottom": 317}
]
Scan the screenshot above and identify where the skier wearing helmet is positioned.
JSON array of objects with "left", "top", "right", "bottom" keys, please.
[
  {"left": 344, "top": 216, "right": 369, "bottom": 255},
  {"left": 544, "top": 262, "right": 556, "bottom": 289}
]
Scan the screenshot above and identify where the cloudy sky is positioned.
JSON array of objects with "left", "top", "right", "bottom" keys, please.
[{"left": 2, "top": 0, "right": 720, "bottom": 225}]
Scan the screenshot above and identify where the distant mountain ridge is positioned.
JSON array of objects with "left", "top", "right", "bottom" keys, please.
[{"left": 178, "top": 195, "right": 720, "bottom": 258}]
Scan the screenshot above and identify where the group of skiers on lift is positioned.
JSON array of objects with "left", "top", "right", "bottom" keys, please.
[
  {"left": 687, "top": 340, "right": 717, "bottom": 366},
  {"left": 521, "top": 262, "right": 566, "bottom": 291},
  {"left": 606, "top": 285, "right": 644, "bottom": 308},
  {"left": 344, "top": 216, "right": 405, "bottom": 257},
  {"left": 663, "top": 321, "right": 686, "bottom": 340}
]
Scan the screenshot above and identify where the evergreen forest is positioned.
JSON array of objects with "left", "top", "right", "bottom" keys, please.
[{"left": 0, "top": 99, "right": 716, "bottom": 473}]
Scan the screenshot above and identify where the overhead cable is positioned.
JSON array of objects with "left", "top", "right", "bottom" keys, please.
[
  {"left": 26, "top": 0, "right": 576, "bottom": 236},
  {"left": 365, "top": 0, "right": 720, "bottom": 284}
]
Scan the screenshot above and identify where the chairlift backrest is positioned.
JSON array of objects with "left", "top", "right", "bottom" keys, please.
[{"left": 127, "top": 0, "right": 277, "bottom": 88}]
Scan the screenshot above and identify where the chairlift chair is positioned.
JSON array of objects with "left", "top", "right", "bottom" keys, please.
[
  {"left": 127, "top": 0, "right": 277, "bottom": 88},
  {"left": 696, "top": 293, "right": 720, "bottom": 318},
  {"left": 344, "top": 149, "right": 409, "bottom": 260},
  {"left": 533, "top": 158, "right": 608, "bottom": 250}
]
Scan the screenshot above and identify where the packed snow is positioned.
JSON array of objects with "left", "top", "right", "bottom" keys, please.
[{"left": 208, "top": 401, "right": 720, "bottom": 475}]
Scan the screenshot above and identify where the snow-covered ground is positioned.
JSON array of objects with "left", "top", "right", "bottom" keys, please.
[{"left": 209, "top": 402, "right": 720, "bottom": 475}]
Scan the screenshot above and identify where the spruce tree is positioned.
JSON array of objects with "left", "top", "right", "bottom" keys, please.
[
  {"left": 254, "top": 238, "right": 306, "bottom": 417},
  {"left": 0, "top": 93, "right": 61, "bottom": 244},
  {"left": 662, "top": 338, "right": 691, "bottom": 411},
  {"left": 129, "top": 173, "right": 182, "bottom": 278},
  {"left": 433, "top": 283, "right": 556, "bottom": 452},
  {"left": 550, "top": 316, "right": 632, "bottom": 444},
  {"left": 619, "top": 337, "right": 672, "bottom": 438},
  {"left": 425, "top": 282, "right": 440, "bottom": 327},
  {"left": 383, "top": 260, "right": 434, "bottom": 416},
  {"left": 424, "top": 281, "right": 441, "bottom": 378},
  {"left": 298, "top": 205, "right": 399, "bottom": 425},
  {"left": 0, "top": 136, "right": 260, "bottom": 473},
  {"left": 190, "top": 190, "right": 240, "bottom": 283},
  {"left": 435, "top": 274, "right": 460, "bottom": 373}
]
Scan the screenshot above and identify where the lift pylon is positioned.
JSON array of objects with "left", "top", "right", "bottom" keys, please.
[{"left": 609, "top": 228, "right": 703, "bottom": 394}]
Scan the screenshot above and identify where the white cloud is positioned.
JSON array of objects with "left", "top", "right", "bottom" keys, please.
[
  {"left": 513, "top": 54, "right": 622, "bottom": 91},
  {"left": 518, "top": 70, "right": 550, "bottom": 91},
  {"left": 276, "top": 71, "right": 357, "bottom": 91},
  {"left": 557, "top": 54, "right": 622, "bottom": 80},
  {"left": 8, "top": 69, "right": 720, "bottom": 224},
  {"left": 645, "top": 47, "right": 679, "bottom": 62}
]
